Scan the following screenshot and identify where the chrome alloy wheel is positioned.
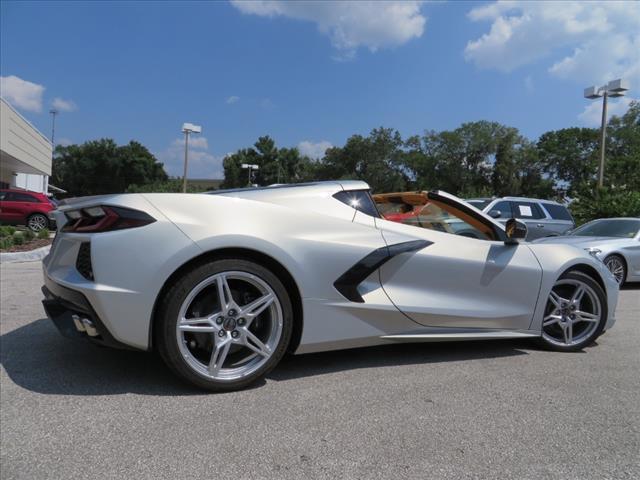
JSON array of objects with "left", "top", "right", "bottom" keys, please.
[
  {"left": 542, "top": 278, "right": 601, "bottom": 347},
  {"left": 604, "top": 256, "right": 625, "bottom": 285},
  {"left": 176, "top": 271, "right": 283, "bottom": 381},
  {"left": 28, "top": 214, "right": 48, "bottom": 232}
]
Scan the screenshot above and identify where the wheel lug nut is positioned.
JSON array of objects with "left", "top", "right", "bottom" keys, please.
[
  {"left": 228, "top": 309, "right": 236, "bottom": 317},
  {"left": 218, "top": 330, "right": 226, "bottom": 337},
  {"left": 231, "top": 330, "right": 239, "bottom": 338},
  {"left": 570, "top": 305, "right": 576, "bottom": 310},
  {"left": 238, "top": 318, "right": 246, "bottom": 326},
  {"left": 570, "top": 314, "right": 575, "bottom": 320},
  {"left": 216, "top": 317, "right": 224, "bottom": 324}
]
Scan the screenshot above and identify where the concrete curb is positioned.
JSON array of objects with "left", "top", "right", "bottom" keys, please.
[{"left": 0, "top": 245, "right": 50, "bottom": 264}]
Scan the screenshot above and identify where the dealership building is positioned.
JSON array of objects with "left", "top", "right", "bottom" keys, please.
[{"left": 0, "top": 97, "right": 52, "bottom": 193}]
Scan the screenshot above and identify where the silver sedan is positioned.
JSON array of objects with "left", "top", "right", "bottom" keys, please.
[{"left": 534, "top": 217, "right": 640, "bottom": 285}]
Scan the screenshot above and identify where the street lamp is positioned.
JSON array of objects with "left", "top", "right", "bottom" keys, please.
[
  {"left": 181, "top": 122, "right": 202, "bottom": 193},
  {"left": 241, "top": 163, "right": 259, "bottom": 186},
  {"left": 584, "top": 78, "right": 629, "bottom": 188}
]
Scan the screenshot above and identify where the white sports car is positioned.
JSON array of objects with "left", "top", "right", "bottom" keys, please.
[{"left": 42, "top": 181, "right": 619, "bottom": 391}]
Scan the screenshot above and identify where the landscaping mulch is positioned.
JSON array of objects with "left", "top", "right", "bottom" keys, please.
[{"left": 0, "top": 238, "right": 52, "bottom": 253}]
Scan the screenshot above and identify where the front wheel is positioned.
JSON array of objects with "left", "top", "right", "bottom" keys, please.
[
  {"left": 536, "top": 271, "right": 607, "bottom": 352},
  {"left": 156, "top": 258, "right": 293, "bottom": 391},
  {"left": 603, "top": 254, "right": 626, "bottom": 285}
]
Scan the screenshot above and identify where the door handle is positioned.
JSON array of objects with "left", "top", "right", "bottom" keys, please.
[{"left": 537, "top": 223, "right": 544, "bottom": 228}]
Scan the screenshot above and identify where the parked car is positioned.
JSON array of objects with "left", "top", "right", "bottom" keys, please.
[
  {"left": 0, "top": 188, "right": 56, "bottom": 232},
  {"left": 466, "top": 197, "right": 574, "bottom": 240},
  {"left": 534, "top": 217, "right": 640, "bottom": 285},
  {"left": 42, "top": 182, "right": 617, "bottom": 391}
]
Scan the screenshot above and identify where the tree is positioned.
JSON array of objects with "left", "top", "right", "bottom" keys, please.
[
  {"left": 221, "top": 136, "right": 314, "bottom": 188},
  {"left": 570, "top": 101, "right": 640, "bottom": 224},
  {"left": 53, "top": 139, "right": 167, "bottom": 196},
  {"left": 536, "top": 128, "right": 599, "bottom": 195},
  {"left": 315, "top": 127, "right": 409, "bottom": 193}
]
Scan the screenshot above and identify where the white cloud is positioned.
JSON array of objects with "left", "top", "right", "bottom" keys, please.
[
  {"left": 578, "top": 96, "right": 636, "bottom": 127},
  {"left": 465, "top": 1, "right": 640, "bottom": 84},
  {"left": 51, "top": 97, "right": 77, "bottom": 112},
  {"left": 226, "top": 95, "right": 240, "bottom": 104},
  {"left": 0, "top": 75, "right": 45, "bottom": 112},
  {"left": 260, "top": 98, "right": 275, "bottom": 109},
  {"left": 172, "top": 136, "right": 209, "bottom": 150},
  {"left": 57, "top": 137, "right": 73, "bottom": 147},
  {"left": 230, "top": 1, "right": 426, "bottom": 58},
  {"left": 156, "top": 137, "right": 223, "bottom": 178},
  {"left": 298, "top": 140, "right": 332, "bottom": 159}
]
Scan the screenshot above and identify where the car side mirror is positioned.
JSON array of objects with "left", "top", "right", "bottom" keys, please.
[
  {"left": 488, "top": 210, "right": 501, "bottom": 219},
  {"left": 505, "top": 218, "right": 527, "bottom": 244}
]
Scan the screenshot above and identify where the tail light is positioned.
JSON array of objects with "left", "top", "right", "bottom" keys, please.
[{"left": 62, "top": 206, "right": 155, "bottom": 233}]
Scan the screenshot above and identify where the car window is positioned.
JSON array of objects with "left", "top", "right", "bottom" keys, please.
[
  {"left": 0, "top": 192, "right": 6, "bottom": 201},
  {"left": 542, "top": 203, "right": 573, "bottom": 221},
  {"left": 511, "top": 201, "right": 544, "bottom": 220},
  {"left": 571, "top": 219, "right": 640, "bottom": 238},
  {"left": 374, "top": 195, "right": 493, "bottom": 240},
  {"left": 11, "top": 192, "right": 39, "bottom": 203},
  {"left": 491, "top": 201, "right": 513, "bottom": 218},
  {"left": 333, "top": 190, "right": 380, "bottom": 218},
  {"left": 466, "top": 199, "right": 491, "bottom": 210}
]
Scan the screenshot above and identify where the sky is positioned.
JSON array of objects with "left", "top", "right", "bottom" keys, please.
[{"left": 1, "top": 0, "right": 638, "bottom": 178}]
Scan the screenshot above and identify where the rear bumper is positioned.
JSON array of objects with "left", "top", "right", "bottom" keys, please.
[{"left": 42, "top": 278, "right": 134, "bottom": 350}]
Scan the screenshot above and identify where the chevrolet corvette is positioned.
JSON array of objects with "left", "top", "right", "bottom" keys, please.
[{"left": 42, "top": 181, "right": 619, "bottom": 391}]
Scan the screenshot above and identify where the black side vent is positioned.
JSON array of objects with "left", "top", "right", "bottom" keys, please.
[
  {"left": 76, "top": 242, "right": 94, "bottom": 281},
  {"left": 334, "top": 240, "right": 432, "bottom": 302}
]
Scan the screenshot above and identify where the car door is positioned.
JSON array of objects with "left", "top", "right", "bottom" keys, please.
[
  {"left": 0, "top": 192, "right": 22, "bottom": 222},
  {"left": 378, "top": 192, "right": 542, "bottom": 330},
  {"left": 510, "top": 201, "right": 547, "bottom": 240}
]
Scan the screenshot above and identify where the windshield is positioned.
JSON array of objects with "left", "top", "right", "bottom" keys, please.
[
  {"left": 466, "top": 199, "right": 491, "bottom": 210},
  {"left": 570, "top": 219, "right": 640, "bottom": 238}
]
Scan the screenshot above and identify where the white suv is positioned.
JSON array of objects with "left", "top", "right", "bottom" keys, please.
[{"left": 466, "top": 197, "right": 575, "bottom": 240}]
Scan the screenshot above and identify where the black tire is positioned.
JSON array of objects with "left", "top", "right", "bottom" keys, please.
[
  {"left": 603, "top": 254, "right": 626, "bottom": 286},
  {"left": 535, "top": 271, "right": 607, "bottom": 352},
  {"left": 156, "top": 258, "right": 293, "bottom": 391},
  {"left": 27, "top": 213, "right": 48, "bottom": 232}
]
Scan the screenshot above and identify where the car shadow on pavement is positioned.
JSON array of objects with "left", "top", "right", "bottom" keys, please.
[
  {"left": 1, "top": 318, "right": 531, "bottom": 396},
  {"left": 270, "top": 340, "right": 530, "bottom": 383}
]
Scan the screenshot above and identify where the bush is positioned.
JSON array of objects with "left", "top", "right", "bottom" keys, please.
[
  {"left": 570, "top": 186, "right": 640, "bottom": 225},
  {"left": 0, "top": 236, "right": 13, "bottom": 249},
  {"left": 37, "top": 228, "right": 50, "bottom": 239},
  {"left": 0, "top": 226, "right": 16, "bottom": 237},
  {"left": 22, "top": 229, "right": 35, "bottom": 242},
  {"left": 12, "top": 234, "right": 24, "bottom": 246}
]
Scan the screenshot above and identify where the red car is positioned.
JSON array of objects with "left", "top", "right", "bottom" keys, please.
[{"left": 0, "top": 189, "right": 56, "bottom": 232}]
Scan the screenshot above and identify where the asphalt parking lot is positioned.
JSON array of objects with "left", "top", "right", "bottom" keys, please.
[{"left": 1, "top": 261, "right": 639, "bottom": 480}]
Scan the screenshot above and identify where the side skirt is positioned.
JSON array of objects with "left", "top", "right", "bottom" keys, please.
[{"left": 381, "top": 330, "right": 539, "bottom": 342}]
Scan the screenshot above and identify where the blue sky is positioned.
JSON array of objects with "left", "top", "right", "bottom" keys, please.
[{"left": 1, "top": 1, "right": 638, "bottom": 178}]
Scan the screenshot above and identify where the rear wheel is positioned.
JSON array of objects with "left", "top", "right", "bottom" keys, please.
[
  {"left": 27, "top": 213, "right": 48, "bottom": 232},
  {"left": 157, "top": 258, "right": 293, "bottom": 391},
  {"left": 536, "top": 271, "right": 607, "bottom": 352},
  {"left": 603, "top": 254, "right": 626, "bottom": 285}
]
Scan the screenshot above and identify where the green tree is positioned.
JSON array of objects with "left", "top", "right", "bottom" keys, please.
[
  {"left": 570, "top": 101, "right": 640, "bottom": 224},
  {"left": 53, "top": 139, "right": 167, "bottom": 195},
  {"left": 536, "top": 128, "right": 599, "bottom": 195},
  {"left": 221, "top": 136, "right": 314, "bottom": 188},
  {"left": 315, "top": 127, "right": 409, "bottom": 193}
]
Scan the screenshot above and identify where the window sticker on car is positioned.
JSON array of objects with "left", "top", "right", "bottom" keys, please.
[{"left": 518, "top": 205, "right": 533, "bottom": 217}]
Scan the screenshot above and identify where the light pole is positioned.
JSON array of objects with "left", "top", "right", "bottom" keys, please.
[
  {"left": 181, "top": 122, "right": 202, "bottom": 193},
  {"left": 241, "top": 163, "right": 259, "bottom": 187},
  {"left": 584, "top": 79, "right": 629, "bottom": 188}
]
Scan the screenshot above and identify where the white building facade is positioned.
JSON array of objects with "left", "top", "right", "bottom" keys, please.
[{"left": 0, "top": 97, "right": 52, "bottom": 193}]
